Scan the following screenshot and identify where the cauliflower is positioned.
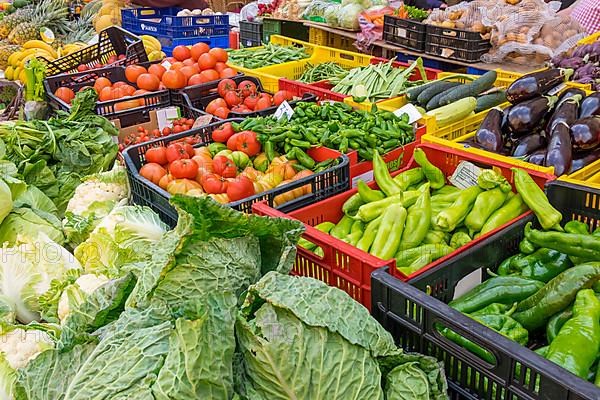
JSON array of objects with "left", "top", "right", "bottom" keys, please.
[
  {"left": 63, "top": 166, "right": 129, "bottom": 247},
  {"left": 57, "top": 274, "right": 110, "bottom": 323},
  {"left": 0, "top": 328, "right": 54, "bottom": 369}
]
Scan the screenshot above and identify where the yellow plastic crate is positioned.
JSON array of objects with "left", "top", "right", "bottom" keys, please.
[
  {"left": 577, "top": 31, "right": 600, "bottom": 45},
  {"left": 496, "top": 67, "right": 592, "bottom": 91},
  {"left": 309, "top": 27, "right": 328, "bottom": 46},
  {"left": 226, "top": 35, "right": 319, "bottom": 92},
  {"left": 424, "top": 87, "right": 598, "bottom": 179}
]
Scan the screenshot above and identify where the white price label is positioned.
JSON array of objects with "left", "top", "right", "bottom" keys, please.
[
  {"left": 440, "top": 48, "right": 455, "bottom": 58},
  {"left": 161, "top": 60, "right": 172, "bottom": 70},
  {"left": 274, "top": 100, "right": 294, "bottom": 121},
  {"left": 396, "top": 27, "right": 407, "bottom": 38},
  {"left": 156, "top": 107, "right": 180, "bottom": 131},
  {"left": 548, "top": 83, "right": 566, "bottom": 96},
  {"left": 352, "top": 170, "right": 374, "bottom": 188},
  {"left": 448, "top": 161, "right": 481, "bottom": 189},
  {"left": 393, "top": 103, "right": 422, "bottom": 124}
]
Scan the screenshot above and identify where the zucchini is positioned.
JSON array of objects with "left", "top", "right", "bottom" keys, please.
[
  {"left": 406, "top": 74, "right": 475, "bottom": 101},
  {"left": 439, "top": 70, "right": 498, "bottom": 106},
  {"left": 426, "top": 84, "right": 467, "bottom": 111},
  {"left": 417, "top": 81, "right": 461, "bottom": 107},
  {"left": 475, "top": 91, "right": 507, "bottom": 113},
  {"left": 426, "top": 97, "right": 478, "bottom": 128}
]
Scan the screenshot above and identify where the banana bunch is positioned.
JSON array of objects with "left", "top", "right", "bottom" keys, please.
[
  {"left": 58, "top": 42, "right": 87, "bottom": 57},
  {"left": 4, "top": 40, "right": 57, "bottom": 81},
  {"left": 140, "top": 35, "right": 165, "bottom": 62}
]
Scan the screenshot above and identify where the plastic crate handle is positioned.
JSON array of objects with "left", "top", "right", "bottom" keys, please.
[{"left": 442, "top": 30, "right": 458, "bottom": 37}]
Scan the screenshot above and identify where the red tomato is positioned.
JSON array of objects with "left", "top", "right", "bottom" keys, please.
[
  {"left": 169, "top": 158, "right": 198, "bottom": 179},
  {"left": 209, "top": 48, "right": 228, "bottom": 63},
  {"left": 238, "top": 80, "right": 257, "bottom": 97},
  {"left": 201, "top": 173, "right": 228, "bottom": 194},
  {"left": 162, "top": 126, "right": 172, "bottom": 136},
  {"left": 93, "top": 77, "right": 112, "bottom": 93},
  {"left": 148, "top": 63, "right": 166, "bottom": 79},
  {"left": 179, "top": 65, "right": 198, "bottom": 81},
  {"left": 54, "top": 87, "right": 75, "bottom": 104},
  {"left": 217, "top": 78, "right": 237, "bottom": 97},
  {"left": 214, "top": 62, "right": 227, "bottom": 73},
  {"left": 198, "top": 53, "right": 217, "bottom": 71},
  {"left": 166, "top": 143, "right": 190, "bottom": 163},
  {"left": 158, "top": 173, "right": 174, "bottom": 189},
  {"left": 206, "top": 98, "right": 228, "bottom": 114},
  {"left": 273, "top": 90, "right": 294, "bottom": 106},
  {"left": 125, "top": 65, "right": 147, "bottom": 83},
  {"left": 213, "top": 107, "right": 230, "bottom": 119},
  {"left": 137, "top": 73, "right": 160, "bottom": 91},
  {"left": 140, "top": 163, "right": 167, "bottom": 185},
  {"left": 259, "top": 92, "right": 272, "bottom": 101},
  {"left": 211, "top": 122, "right": 234, "bottom": 143},
  {"left": 167, "top": 178, "right": 202, "bottom": 195},
  {"left": 172, "top": 45, "right": 191, "bottom": 61},
  {"left": 227, "top": 175, "right": 255, "bottom": 201},
  {"left": 187, "top": 74, "right": 204, "bottom": 86},
  {"left": 200, "top": 69, "right": 220, "bottom": 82},
  {"left": 162, "top": 69, "right": 187, "bottom": 89},
  {"left": 243, "top": 93, "right": 259, "bottom": 110},
  {"left": 212, "top": 155, "right": 237, "bottom": 178},
  {"left": 220, "top": 68, "right": 237, "bottom": 79},
  {"left": 145, "top": 146, "right": 167, "bottom": 165},
  {"left": 227, "top": 130, "right": 261, "bottom": 156},
  {"left": 254, "top": 96, "right": 272, "bottom": 111},
  {"left": 183, "top": 143, "right": 195, "bottom": 157},
  {"left": 190, "top": 42, "right": 210, "bottom": 61},
  {"left": 224, "top": 91, "right": 242, "bottom": 107}
]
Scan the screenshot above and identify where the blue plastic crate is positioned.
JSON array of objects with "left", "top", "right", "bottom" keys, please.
[
  {"left": 162, "top": 35, "right": 230, "bottom": 56},
  {"left": 121, "top": 7, "right": 229, "bottom": 38},
  {"left": 394, "top": 51, "right": 461, "bottom": 72}
]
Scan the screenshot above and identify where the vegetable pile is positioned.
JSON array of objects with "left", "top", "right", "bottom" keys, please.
[
  {"left": 139, "top": 128, "right": 319, "bottom": 206},
  {"left": 0, "top": 195, "right": 449, "bottom": 399},
  {"left": 393, "top": 4, "right": 429, "bottom": 21},
  {"left": 408, "top": 70, "right": 507, "bottom": 128},
  {"left": 203, "top": 78, "right": 296, "bottom": 118},
  {"left": 298, "top": 61, "right": 347, "bottom": 83},
  {"left": 237, "top": 101, "right": 415, "bottom": 161},
  {"left": 469, "top": 69, "right": 600, "bottom": 176},
  {"left": 227, "top": 44, "right": 310, "bottom": 69},
  {"left": 0, "top": 89, "right": 118, "bottom": 214},
  {"left": 444, "top": 188, "right": 600, "bottom": 383},
  {"left": 330, "top": 57, "right": 428, "bottom": 103},
  {"left": 551, "top": 41, "right": 600, "bottom": 90},
  {"left": 301, "top": 149, "right": 538, "bottom": 276}
]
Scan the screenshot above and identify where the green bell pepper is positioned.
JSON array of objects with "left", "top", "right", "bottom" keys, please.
[
  {"left": 500, "top": 248, "right": 573, "bottom": 283},
  {"left": 524, "top": 223, "right": 600, "bottom": 261},
  {"left": 518, "top": 238, "right": 537, "bottom": 254},
  {"left": 464, "top": 188, "right": 508, "bottom": 233},
  {"left": 399, "top": 183, "right": 431, "bottom": 250},
  {"left": 546, "top": 308, "right": 573, "bottom": 344},
  {"left": 565, "top": 220, "right": 590, "bottom": 235},
  {"left": 472, "top": 314, "right": 529, "bottom": 346},
  {"left": 546, "top": 289, "right": 600, "bottom": 379},
  {"left": 449, "top": 231, "right": 471, "bottom": 249},
  {"left": 448, "top": 276, "right": 544, "bottom": 314},
  {"left": 435, "top": 185, "right": 483, "bottom": 232},
  {"left": 370, "top": 204, "right": 407, "bottom": 260},
  {"left": 513, "top": 263, "right": 600, "bottom": 331}
]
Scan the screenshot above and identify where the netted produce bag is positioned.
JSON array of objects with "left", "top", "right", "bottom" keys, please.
[
  {"left": 302, "top": 0, "right": 337, "bottom": 20},
  {"left": 425, "top": 1, "right": 491, "bottom": 35},
  {"left": 273, "top": 0, "right": 310, "bottom": 19},
  {"left": 483, "top": 0, "right": 587, "bottom": 65},
  {"left": 0, "top": 81, "right": 23, "bottom": 122}
]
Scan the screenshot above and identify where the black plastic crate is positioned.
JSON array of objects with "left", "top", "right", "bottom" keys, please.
[
  {"left": 262, "top": 18, "right": 309, "bottom": 44},
  {"left": 240, "top": 20, "right": 263, "bottom": 47},
  {"left": 383, "top": 15, "right": 426, "bottom": 52},
  {"left": 43, "top": 26, "right": 147, "bottom": 77},
  {"left": 425, "top": 24, "right": 491, "bottom": 63},
  {"left": 123, "top": 119, "right": 351, "bottom": 226},
  {"left": 372, "top": 181, "right": 600, "bottom": 399},
  {"left": 179, "top": 75, "right": 317, "bottom": 120}
]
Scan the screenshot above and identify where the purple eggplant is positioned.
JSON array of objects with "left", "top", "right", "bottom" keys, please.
[
  {"left": 546, "top": 96, "right": 581, "bottom": 133},
  {"left": 506, "top": 69, "right": 573, "bottom": 104},
  {"left": 459, "top": 139, "right": 488, "bottom": 150},
  {"left": 511, "top": 133, "right": 546, "bottom": 157},
  {"left": 570, "top": 148, "right": 600, "bottom": 173},
  {"left": 527, "top": 149, "right": 547, "bottom": 166},
  {"left": 475, "top": 108, "right": 504, "bottom": 152},
  {"left": 580, "top": 93, "right": 600, "bottom": 118},
  {"left": 571, "top": 117, "right": 600, "bottom": 151},
  {"left": 560, "top": 57, "right": 585, "bottom": 70},
  {"left": 545, "top": 122, "right": 572, "bottom": 176},
  {"left": 507, "top": 96, "right": 557, "bottom": 135},
  {"left": 558, "top": 88, "right": 587, "bottom": 103}
]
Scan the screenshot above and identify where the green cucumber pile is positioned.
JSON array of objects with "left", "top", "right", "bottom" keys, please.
[{"left": 407, "top": 70, "right": 507, "bottom": 128}]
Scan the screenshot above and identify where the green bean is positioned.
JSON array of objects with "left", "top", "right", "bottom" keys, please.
[{"left": 227, "top": 44, "right": 310, "bottom": 69}]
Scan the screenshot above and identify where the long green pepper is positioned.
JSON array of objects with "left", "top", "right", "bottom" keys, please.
[{"left": 370, "top": 204, "right": 407, "bottom": 260}]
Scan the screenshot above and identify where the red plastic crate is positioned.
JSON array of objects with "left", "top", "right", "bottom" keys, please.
[
  {"left": 278, "top": 78, "right": 349, "bottom": 102},
  {"left": 252, "top": 143, "right": 555, "bottom": 310}
]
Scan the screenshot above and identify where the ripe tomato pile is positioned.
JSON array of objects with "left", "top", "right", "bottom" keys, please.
[
  {"left": 119, "top": 117, "right": 197, "bottom": 151},
  {"left": 158, "top": 44, "right": 237, "bottom": 90},
  {"left": 139, "top": 122, "right": 313, "bottom": 206},
  {"left": 76, "top": 54, "right": 126, "bottom": 72},
  {"left": 205, "top": 78, "right": 295, "bottom": 118}
]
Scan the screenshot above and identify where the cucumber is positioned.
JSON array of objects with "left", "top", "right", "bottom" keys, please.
[
  {"left": 406, "top": 74, "right": 474, "bottom": 102},
  {"left": 417, "top": 81, "right": 461, "bottom": 107},
  {"left": 475, "top": 91, "right": 507, "bottom": 113},
  {"left": 439, "top": 70, "right": 498, "bottom": 106},
  {"left": 426, "top": 84, "right": 467, "bottom": 111},
  {"left": 426, "top": 97, "right": 478, "bottom": 128}
]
